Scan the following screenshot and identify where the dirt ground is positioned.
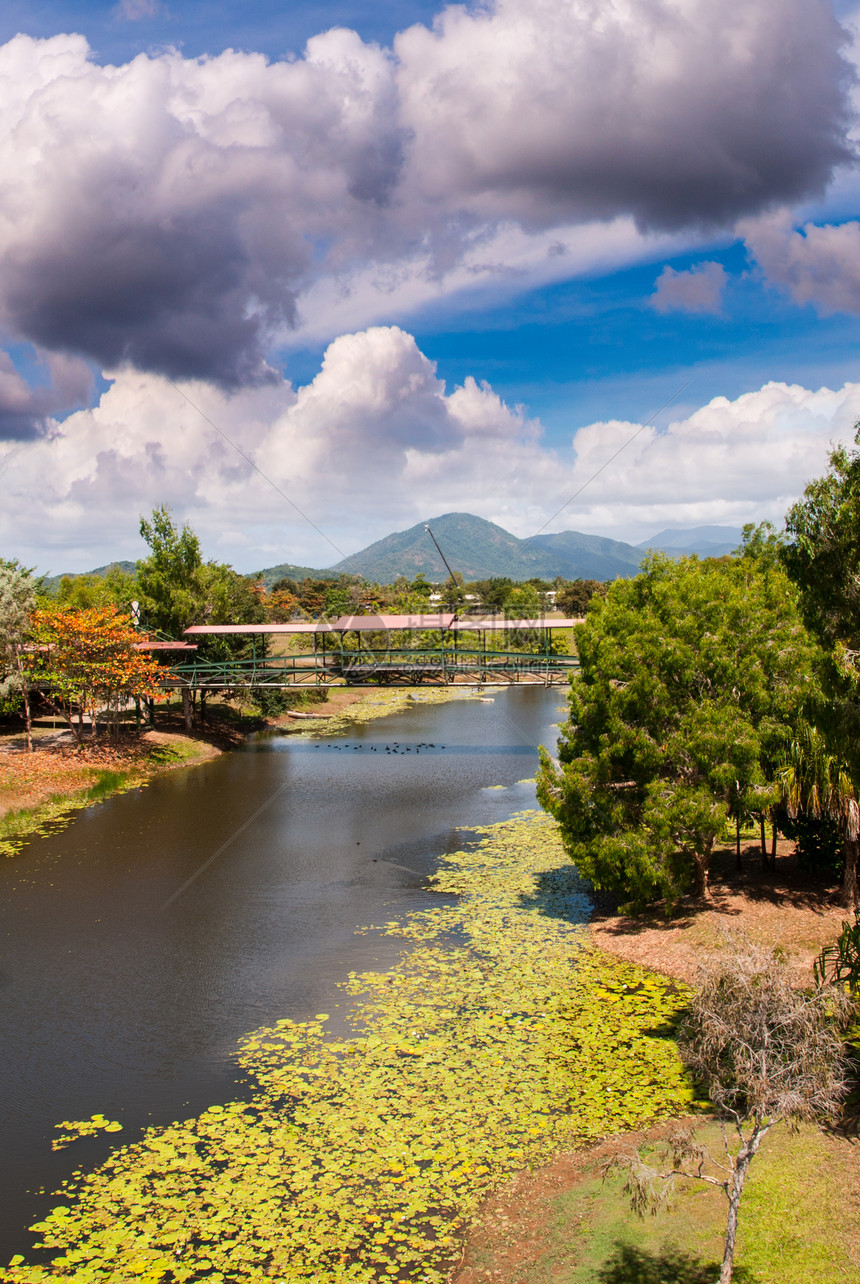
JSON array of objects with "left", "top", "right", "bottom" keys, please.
[
  {"left": 589, "top": 838, "right": 851, "bottom": 986},
  {"left": 0, "top": 726, "right": 221, "bottom": 819}
]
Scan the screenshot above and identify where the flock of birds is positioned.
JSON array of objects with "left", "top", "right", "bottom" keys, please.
[{"left": 315, "top": 741, "right": 444, "bottom": 755}]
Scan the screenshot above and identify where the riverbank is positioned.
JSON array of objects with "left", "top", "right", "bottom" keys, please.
[
  {"left": 4, "top": 703, "right": 854, "bottom": 1282},
  {"left": 453, "top": 1114, "right": 860, "bottom": 1283},
  {"left": 0, "top": 731, "right": 221, "bottom": 857},
  {"left": 0, "top": 686, "right": 491, "bottom": 857},
  {"left": 588, "top": 836, "right": 849, "bottom": 985},
  {"left": 452, "top": 837, "right": 859, "bottom": 1284}
]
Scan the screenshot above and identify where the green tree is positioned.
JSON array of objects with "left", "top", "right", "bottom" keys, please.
[
  {"left": 505, "top": 583, "right": 542, "bottom": 618},
  {"left": 0, "top": 559, "right": 36, "bottom": 749},
  {"left": 440, "top": 572, "right": 465, "bottom": 609},
  {"left": 135, "top": 507, "right": 266, "bottom": 726},
  {"left": 472, "top": 577, "right": 514, "bottom": 610},
  {"left": 136, "top": 505, "right": 205, "bottom": 639},
  {"left": 136, "top": 506, "right": 265, "bottom": 643},
  {"left": 782, "top": 430, "right": 860, "bottom": 906},
  {"left": 537, "top": 554, "right": 816, "bottom": 908},
  {"left": 53, "top": 565, "right": 137, "bottom": 612},
  {"left": 555, "top": 578, "right": 607, "bottom": 615},
  {"left": 777, "top": 721, "right": 858, "bottom": 896}
]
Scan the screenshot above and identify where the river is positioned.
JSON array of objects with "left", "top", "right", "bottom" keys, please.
[{"left": 0, "top": 686, "right": 564, "bottom": 1260}]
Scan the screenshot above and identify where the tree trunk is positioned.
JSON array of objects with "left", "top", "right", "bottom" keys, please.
[
  {"left": 735, "top": 815, "right": 742, "bottom": 872},
  {"left": 13, "top": 648, "right": 33, "bottom": 752},
  {"left": 692, "top": 846, "right": 711, "bottom": 898},
  {"left": 841, "top": 837, "right": 859, "bottom": 910},
  {"left": 770, "top": 819, "right": 778, "bottom": 870},
  {"left": 759, "top": 815, "right": 767, "bottom": 866},
  {"left": 22, "top": 685, "right": 32, "bottom": 752},
  {"left": 182, "top": 687, "right": 193, "bottom": 732},
  {"left": 54, "top": 698, "right": 80, "bottom": 745},
  {"left": 719, "top": 1123, "right": 769, "bottom": 1284}
]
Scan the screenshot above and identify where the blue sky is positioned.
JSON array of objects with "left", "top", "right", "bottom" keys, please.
[{"left": 0, "top": 0, "right": 859, "bottom": 572}]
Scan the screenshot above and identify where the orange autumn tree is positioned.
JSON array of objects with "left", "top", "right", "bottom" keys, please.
[{"left": 27, "top": 605, "right": 164, "bottom": 743}]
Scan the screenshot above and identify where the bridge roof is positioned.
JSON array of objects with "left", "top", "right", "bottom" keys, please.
[
  {"left": 184, "top": 613, "right": 583, "bottom": 636},
  {"left": 185, "top": 613, "right": 456, "bottom": 634},
  {"left": 134, "top": 640, "right": 199, "bottom": 650},
  {"left": 331, "top": 613, "right": 455, "bottom": 631},
  {"left": 185, "top": 622, "right": 335, "bottom": 635},
  {"left": 449, "top": 617, "right": 584, "bottom": 630}
]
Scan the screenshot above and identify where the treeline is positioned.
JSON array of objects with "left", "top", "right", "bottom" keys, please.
[
  {"left": 0, "top": 506, "right": 608, "bottom": 743},
  {"left": 44, "top": 519, "right": 607, "bottom": 623},
  {"left": 538, "top": 435, "right": 860, "bottom": 911}
]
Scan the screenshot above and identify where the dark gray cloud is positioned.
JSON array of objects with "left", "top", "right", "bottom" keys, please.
[
  {"left": 5, "top": 216, "right": 291, "bottom": 387},
  {"left": 396, "top": 0, "right": 854, "bottom": 233},
  {"left": 742, "top": 213, "right": 860, "bottom": 314},
  {"left": 0, "top": 1, "right": 853, "bottom": 387}
]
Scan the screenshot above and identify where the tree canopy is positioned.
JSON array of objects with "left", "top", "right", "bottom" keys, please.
[
  {"left": 27, "top": 605, "right": 163, "bottom": 742},
  {"left": 136, "top": 505, "right": 265, "bottom": 660},
  {"left": 0, "top": 559, "right": 37, "bottom": 747},
  {"left": 538, "top": 550, "right": 817, "bottom": 907},
  {"left": 781, "top": 430, "right": 860, "bottom": 905}
]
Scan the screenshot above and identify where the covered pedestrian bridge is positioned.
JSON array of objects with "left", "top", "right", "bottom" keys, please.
[{"left": 163, "top": 613, "right": 583, "bottom": 689}]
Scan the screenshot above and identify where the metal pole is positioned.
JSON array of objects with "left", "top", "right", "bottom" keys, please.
[{"left": 424, "top": 524, "right": 458, "bottom": 584}]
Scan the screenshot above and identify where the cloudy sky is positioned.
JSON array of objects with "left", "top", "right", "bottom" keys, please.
[{"left": 1, "top": 0, "right": 860, "bottom": 573}]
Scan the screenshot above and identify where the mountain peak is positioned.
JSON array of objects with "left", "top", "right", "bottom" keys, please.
[{"left": 328, "top": 513, "right": 643, "bottom": 582}]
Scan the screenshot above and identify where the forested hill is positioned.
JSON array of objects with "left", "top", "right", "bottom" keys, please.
[
  {"left": 326, "top": 513, "right": 644, "bottom": 582},
  {"left": 44, "top": 517, "right": 748, "bottom": 588}
]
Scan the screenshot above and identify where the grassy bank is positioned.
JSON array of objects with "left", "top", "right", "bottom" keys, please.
[
  {"left": 456, "top": 1118, "right": 860, "bottom": 1283},
  {"left": 6, "top": 810, "right": 693, "bottom": 1283}
]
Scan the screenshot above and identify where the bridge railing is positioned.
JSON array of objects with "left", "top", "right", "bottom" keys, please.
[{"left": 156, "top": 646, "right": 580, "bottom": 689}]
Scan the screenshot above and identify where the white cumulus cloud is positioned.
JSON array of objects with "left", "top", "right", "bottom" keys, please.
[{"left": 0, "top": 328, "right": 858, "bottom": 573}]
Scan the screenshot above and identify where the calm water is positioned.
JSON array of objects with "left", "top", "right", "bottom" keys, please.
[{"left": 0, "top": 687, "right": 564, "bottom": 1258}]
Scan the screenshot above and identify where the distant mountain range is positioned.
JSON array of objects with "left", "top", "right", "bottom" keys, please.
[
  {"left": 320, "top": 515, "right": 746, "bottom": 583},
  {"left": 40, "top": 560, "right": 138, "bottom": 595},
  {"left": 639, "top": 525, "right": 744, "bottom": 560},
  {"left": 47, "top": 518, "right": 750, "bottom": 589},
  {"left": 321, "top": 513, "right": 646, "bottom": 583}
]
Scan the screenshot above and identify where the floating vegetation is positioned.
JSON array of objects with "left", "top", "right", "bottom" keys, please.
[
  {"left": 51, "top": 1117, "right": 123, "bottom": 1152},
  {"left": 7, "top": 811, "right": 692, "bottom": 1282}
]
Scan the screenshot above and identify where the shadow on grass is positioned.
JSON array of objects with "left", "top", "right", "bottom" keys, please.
[{"left": 595, "top": 1242, "right": 759, "bottom": 1283}]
